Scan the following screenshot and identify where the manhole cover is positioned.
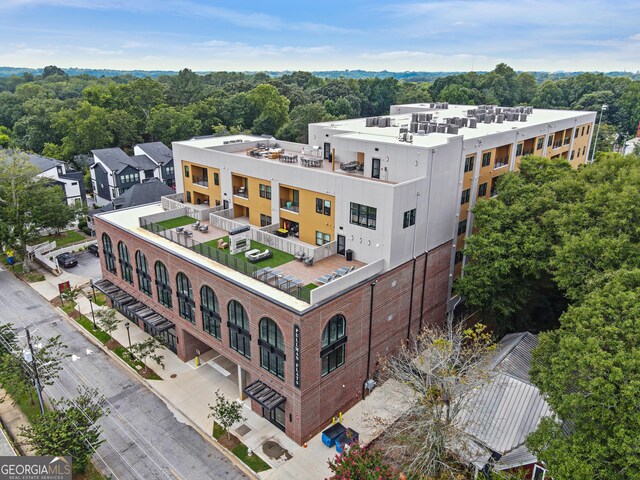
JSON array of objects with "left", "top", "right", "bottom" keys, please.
[
  {"left": 262, "top": 440, "right": 292, "bottom": 460},
  {"left": 236, "top": 424, "right": 251, "bottom": 436},
  {"left": 170, "top": 374, "right": 177, "bottom": 378}
]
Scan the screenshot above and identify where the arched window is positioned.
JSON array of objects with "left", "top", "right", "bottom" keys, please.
[
  {"left": 321, "top": 314, "right": 346, "bottom": 376},
  {"left": 259, "top": 318, "right": 285, "bottom": 380},
  {"left": 228, "top": 300, "right": 250, "bottom": 358},
  {"left": 201, "top": 286, "right": 220, "bottom": 339},
  {"left": 117, "top": 242, "right": 133, "bottom": 284},
  {"left": 176, "top": 272, "right": 195, "bottom": 324},
  {"left": 154, "top": 261, "right": 172, "bottom": 308},
  {"left": 102, "top": 233, "right": 116, "bottom": 274},
  {"left": 135, "top": 251, "right": 152, "bottom": 296}
]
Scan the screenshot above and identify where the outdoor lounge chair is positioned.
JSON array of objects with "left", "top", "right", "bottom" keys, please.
[
  {"left": 199, "top": 224, "right": 209, "bottom": 233},
  {"left": 192, "top": 220, "right": 200, "bottom": 228},
  {"left": 294, "top": 251, "right": 306, "bottom": 261},
  {"left": 217, "top": 238, "right": 228, "bottom": 249}
]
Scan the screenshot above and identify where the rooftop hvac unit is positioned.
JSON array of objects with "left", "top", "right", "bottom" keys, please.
[
  {"left": 469, "top": 118, "right": 477, "bottom": 128},
  {"left": 496, "top": 114, "right": 504, "bottom": 123},
  {"left": 411, "top": 122, "right": 419, "bottom": 133},
  {"left": 447, "top": 125, "right": 459, "bottom": 134},
  {"left": 411, "top": 113, "right": 419, "bottom": 123},
  {"left": 477, "top": 113, "right": 486, "bottom": 122},
  {"left": 443, "top": 102, "right": 449, "bottom": 109},
  {"left": 437, "top": 123, "right": 447, "bottom": 133},
  {"left": 485, "top": 116, "right": 492, "bottom": 124},
  {"left": 407, "top": 134, "right": 413, "bottom": 143},
  {"left": 460, "top": 117, "right": 468, "bottom": 127},
  {"left": 366, "top": 117, "right": 374, "bottom": 127},
  {"left": 427, "top": 123, "right": 437, "bottom": 133},
  {"left": 467, "top": 109, "right": 476, "bottom": 117},
  {"left": 399, "top": 126, "right": 409, "bottom": 134},
  {"left": 417, "top": 124, "right": 427, "bottom": 133},
  {"left": 429, "top": 103, "right": 435, "bottom": 108},
  {"left": 496, "top": 107, "right": 502, "bottom": 114},
  {"left": 520, "top": 114, "right": 528, "bottom": 122}
]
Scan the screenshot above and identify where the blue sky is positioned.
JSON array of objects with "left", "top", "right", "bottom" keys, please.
[{"left": 1, "top": 0, "right": 639, "bottom": 72}]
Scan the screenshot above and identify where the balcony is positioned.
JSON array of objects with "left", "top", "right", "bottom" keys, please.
[
  {"left": 280, "top": 199, "right": 300, "bottom": 213},
  {"left": 192, "top": 175, "right": 209, "bottom": 188},
  {"left": 233, "top": 186, "right": 248, "bottom": 199}
]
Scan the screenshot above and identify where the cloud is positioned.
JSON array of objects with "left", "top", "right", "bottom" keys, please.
[
  {"left": 77, "top": 46, "right": 122, "bottom": 55},
  {"left": 193, "top": 39, "right": 335, "bottom": 57},
  {"left": 121, "top": 41, "right": 147, "bottom": 49}
]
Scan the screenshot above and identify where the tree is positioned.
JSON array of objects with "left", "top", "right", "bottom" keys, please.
[
  {"left": 246, "top": 84, "right": 290, "bottom": 135},
  {"left": 0, "top": 150, "right": 77, "bottom": 271},
  {"left": 21, "top": 386, "right": 106, "bottom": 473},
  {"left": 328, "top": 442, "right": 395, "bottom": 480},
  {"left": 528, "top": 269, "right": 640, "bottom": 479},
  {"left": 277, "top": 103, "right": 335, "bottom": 144},
  {"left": 207, "top": 389, "right": 246, "bottom": 441},
  {"left": 377, "top": 321, "right": 496, "bottom": 479},
  {"left": 42, "top": 65, "right": 68, "bottom": 79},
  {"left": 96, "top": 308, "right": 120, "bottom": 347},
  {"left": 128, "top": 336, "right": 165, "bottom": 374},
  {"left": 147, "top": 105, "right": 201, "bottom": 144}
]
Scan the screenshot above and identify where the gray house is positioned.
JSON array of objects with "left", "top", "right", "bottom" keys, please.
[
  {"left": 90, "top": 142, "right": 174, "bottom": 206},
  {"left": 27, "top": 153, "right": 87, "bottom": 205}
]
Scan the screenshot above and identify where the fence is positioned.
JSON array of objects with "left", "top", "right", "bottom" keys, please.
[
  {"left": 140, "top": 218, "right": 310, "bottom": 303},
  {"left": 161, "top": 193, "right": 184, "bottom": 211},
  {"left": 139, "top": 207, "right": 188, "bottom": 227},
  {"left": 310, "top": 259, "right": 385, "bottom": 305},
  {"left": 209, "top": 209, "right": 246, "bottom": 232}
]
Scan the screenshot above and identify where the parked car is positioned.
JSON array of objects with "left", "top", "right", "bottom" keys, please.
[
  {"left": 56, "top": 253, "right": 78, "bottom": 268},
  {"left": 87, "top": 244, "right": 99, "bottom": 257}
]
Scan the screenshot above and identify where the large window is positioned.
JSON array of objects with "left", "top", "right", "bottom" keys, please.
[
  {"left": 403, "top": 209, "right": 416, "bottom": 228},
  {"left": 117, "top": 242, "right": 133, "bottom": 284},
  {"left": 536, "top": 137, "right": 544, "bottom": 150},
  {"left": 457, "top": 219, "right": 467, "bottom": 236},
  {"left": 135, "top": 251, "right": 152, "bottom": 296},
  {"left": 154, "top": 261, "right": 172, "bottom": 308},
  {"left": 461, "top": 188, "right": 471, "bottom": 205},
  {"left": 228, "top": 300, "right": 250, "bottom": 358},
  {"left": 371, "top": 158, "right": 381, "bottom": 179},
  {"left": 102, "top": 233, "right": 116, "bottom": 274},
  {"left": 481, "top": 152, "right": 492, "bottom": 167},
  {"left": 321, "top": 315, "right": 346, "bottom": 376},
  {"left": 316, "top": 198, "right": 331, "bottom": 216},
  {"left": 259, "top": 184, "right": 271, "bottom": 199},
  {"left": 176, "top": 272, "right": 195, "bottom": 323},
  {"left": 201, "top": 286, "right": 221, "bottom": 339},
  {"left": 516, "top": 143, "right": 523, "bottom": 156},
  {"left": 464, "top": 155, "right": 474, "bottom": 173},
  {"left": 259, "top": 318, "right": 285, "bottom": 380},
  {"left": 260, "top": 214, "right": 272, "bottom": 227},
  {"left": 350, "top": 202, "right": 377, "bottom": 230},
  {"left": 478, "top": 182, "right": 488, "bottom": 197}
]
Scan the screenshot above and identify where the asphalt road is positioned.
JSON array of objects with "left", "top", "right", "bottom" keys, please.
[{"left": 0, "top": 270, "right": 247, "bottom": 480}]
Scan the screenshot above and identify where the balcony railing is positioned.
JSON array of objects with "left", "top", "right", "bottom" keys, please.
[
  {"left": 280, "top": 199, "right": 300, "bottom": 213},
  {"left": 522, "top": 149, "right": 534, "bottom": 156},
  {"left": 233, "top": 186, "right": 248, "bottom": 199},
  {"left": 494, "top": 157, "right": 509, "bottom": 168},
  {"left": 193, "top": 175, "right": 209, "bottom": 187}
]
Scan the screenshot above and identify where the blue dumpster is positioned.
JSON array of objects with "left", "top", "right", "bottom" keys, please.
[
  {"left": 335, "top": 428, "right": 359, "bottom": 453},
  {"left": 322, "top": 423, "right": 346, "bottom": 448}
]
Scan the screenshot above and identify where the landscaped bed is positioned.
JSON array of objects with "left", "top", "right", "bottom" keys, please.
[
  {"left": 156, "top": 215, "right": 197, "bottom": 230},
  {"left": 212, "top": 422, "right": 271, "bottom": 473},
  {"left": 205, "top": 236, "right": 295, "bottom": 269},
  {"left": 32, "top": 230, "right": 87, "bottom": 247}
]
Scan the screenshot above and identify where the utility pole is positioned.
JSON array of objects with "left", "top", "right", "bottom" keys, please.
[
  {"left": 25, "top": 327, "right": 45, "bottom": 417},
  {"left": 591, "top": 103, "right": 608, "bottom": 163}
]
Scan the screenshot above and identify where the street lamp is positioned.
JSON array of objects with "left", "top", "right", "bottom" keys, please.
[
  {"left": 591, "top": 103, "right": 608, "bottom": 163},
  {"left": 124, "top": 322, "right": 131, "bottom": 349},
  {"left": 88, "top": 282, "right": 96, "bottom": 330}
]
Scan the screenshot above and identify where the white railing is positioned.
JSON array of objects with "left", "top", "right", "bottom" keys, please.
[
  {"left": 209, "top": 210, "right": 246, "bottom": 232},
  {"left": 312, "top": 241, "right": 337, "bottom": 262},
  {"left": 161, "top": 193, "right": 184, "bottom": 211},
  {"left": 184, "top": 205, "right": 218, "bottom": 221},
  {"left": 253, "top": 229, "right": 315, "bottom": 258},
  {"left": 310, "top": 259, "right": 385, "bottom": 305},
  {"left": 139, "top": 207, "right": 188, "bottom": 227}
]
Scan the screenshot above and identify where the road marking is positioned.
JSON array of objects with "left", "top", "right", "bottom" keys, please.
[
  {"left": 86, "top": 348, "right": 94, "bottom": 355},
  {"left": 71, "top": 354, "right": 80, "bottom": 362}
]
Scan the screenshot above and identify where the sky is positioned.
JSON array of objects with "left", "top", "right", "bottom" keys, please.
[{"left": 0, "top": 0, "right": 639, "bottom": 72}]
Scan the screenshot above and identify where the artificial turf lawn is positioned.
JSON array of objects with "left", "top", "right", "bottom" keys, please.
[
  {"left": 32, "top": 230, "right": 86, "bottom": 247},
  {"left": 204, "top": 236, "right": 295, "bottom": 269},
  {"left": 156, "top": 216, "right": 197, "bottom": 229}
]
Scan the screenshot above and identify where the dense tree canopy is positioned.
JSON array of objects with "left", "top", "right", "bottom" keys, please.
[{"left": 0, "top": 64, "right": 636, "bottom": 169}]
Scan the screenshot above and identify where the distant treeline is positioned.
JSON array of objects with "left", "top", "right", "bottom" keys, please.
[
  {"left": 1, "top": 66, "right": 639, "bottom": 83},
  {"left": 0, "top": 64, "right": 638, "bottom": 170}
]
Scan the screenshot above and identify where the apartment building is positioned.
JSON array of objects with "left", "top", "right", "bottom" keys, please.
[{"left": 92, "top": 104, "right": 594, "bottom": 445}]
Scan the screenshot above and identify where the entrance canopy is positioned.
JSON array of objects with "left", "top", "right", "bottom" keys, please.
[
  {"left": 243, "top": 380, "right": 286, "bottom": 410},
  {"left": 93, "top": 279, "right": 174, "bottom": 332}
]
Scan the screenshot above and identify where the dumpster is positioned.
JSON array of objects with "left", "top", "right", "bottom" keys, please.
[
  {"left": 322, "top": 423, "right": 346, "bottom": 448},
  {"left": 335, "top": 428, "right": 359, "bottom": 453}
]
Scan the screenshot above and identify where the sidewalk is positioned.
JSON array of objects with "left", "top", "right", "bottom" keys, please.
[
  {"left": 34, "top": 269, "right": 411, "bottom": 480},
  {"left": 0, "top": 387, "right": 35, "bottom": 456}
]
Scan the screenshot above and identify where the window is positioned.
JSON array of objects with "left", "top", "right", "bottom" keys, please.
[
  {"left": 403, "top": 209, "right": 416, "bottom": 228},
  {"left": 461, "top": 188, "right": 471, "bottom": 205},
  {"left": 316, "top": 231, "right": 331, "bottom": 246},
  {"left": 154, "top": 261, "right": 172, "bottom": 308},
  {"left": 259, "top": 318, "right": 285, "bottom": 380},
  {"left": 581, "top": 126, "right": 585, "bottom": 136},
  {"left": 350, "top": 202, "right": 377, "bottom": 230},
  {"left": 228, "top": 300, "right": 250, "bottom": 358},
  {"left": 464, "top": 155, "right": 474, "bottom": 173},
  {"left": 455, "top": 251, "right": 464, "bottom": 264},
  {"left": 186, "top": 191, "right": 191, "bottom": 203},
  {"left": 102, "top": 233, "right": 116, "bottom": 274},
  {"left": 547, "top": 135, "right": 553, "bottom": 147},
  {"left": 260, "top": 214, "right": 272, "bottom": 227},
  {"left": 213, "top": 172, "right": 219, "bottom": 185},
  {"left": 516, "top": 143, "right": 523, "bottom": 156},
  {"left": 478, "top": 182, "right": 488, "bottom": 197},
  {"left": 587, "top": 125, "right": 590, "bottom": 135},
  {"left": 176, "top": 272, "right": 195, "bottom": 324},
  {"left": 577, "top": 149, "right": 581, "bottom": 158},
  {"left": 574, "top": 128, "right": 579, "bottom": 138},
  {"left": 457, "top": 219, "right": 467, "bottom": 236},
  {"left": 117, "top": 242, "right": 133, "bottom": 284},
  {"left": 321, "top": 315, "right": 346, "bottom": 376},
  {"left": 571, "top": 150, "right": 575, "bottom": 160},
  {"left": 371, "top": 158, "right": 381, "bottom": 179},
  {"left": 582, "top": 146, "right": 586, "bottom": 156},
  {"left": 165, "top": 166, "right": 174, "bottom": 176},
  {"left": 316, "top": 198, "right": 331, "bottom": 216},
  {"left": 184, "top": 165, "right": 190, "bottom": 178},
  {"left": 532, "top": 465, "right": 547, "bottom": 480},
  {"left": 536, "top": 137, "right": 544, "bottom": 150},
  {"left": 481, "top": 152, "right": 491, "bottom": 167},
  {"left": 201, "top": 286, "right": 220, "bottom": 339},
  {"left": 259, "top": 184, "right": 271, "bottom": 199},
  {"left": 135, "top": 251, "right": 152, "bottom": 296}
]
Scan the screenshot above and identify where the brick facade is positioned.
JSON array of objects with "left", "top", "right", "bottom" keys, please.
[{"left": 95, "top": 216, "right": 451, "bottom": 444}]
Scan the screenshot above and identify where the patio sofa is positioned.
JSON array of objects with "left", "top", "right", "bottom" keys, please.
[{"left": 247, "top": 249, "right": 272, "bottom": 263}]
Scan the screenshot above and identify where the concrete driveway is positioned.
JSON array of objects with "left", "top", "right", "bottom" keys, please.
[{"left": 60, "top": 250, "right": 102, "bottom": 283}]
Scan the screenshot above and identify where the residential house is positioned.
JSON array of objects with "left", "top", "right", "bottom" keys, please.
[{"left": 27, "top": 153, "right": 86, "bottom": 206}]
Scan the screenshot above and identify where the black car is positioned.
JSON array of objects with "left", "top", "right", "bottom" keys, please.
[
  {"left": 56, "top": 253, "right": 78, "bottom": 268},
  {"left": 87, "top": 244, "right": 99, "bottom": 257}
]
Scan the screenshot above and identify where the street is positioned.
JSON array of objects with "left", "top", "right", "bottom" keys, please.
[{"left": 0, "top": 270, "right": 248, "bottom": 480}]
